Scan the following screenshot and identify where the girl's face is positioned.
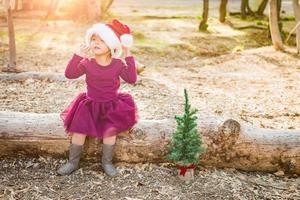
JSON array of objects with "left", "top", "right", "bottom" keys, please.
[{"left": 90, "top": 34, "right": 110, "bottom": 56}]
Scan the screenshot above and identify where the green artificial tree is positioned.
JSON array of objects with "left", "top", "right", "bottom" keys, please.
[{"left": 166, "top": 89, "right": 206, "bottom": 176}]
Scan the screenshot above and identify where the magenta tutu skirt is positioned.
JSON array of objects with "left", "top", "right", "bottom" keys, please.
[{"left": 60, "top": 92, "right": 138, "bottom": 139}]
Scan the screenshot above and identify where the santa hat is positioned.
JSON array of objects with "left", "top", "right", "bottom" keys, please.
[{"left": 85, "top": 19, "right": 133, "bottom": 58}]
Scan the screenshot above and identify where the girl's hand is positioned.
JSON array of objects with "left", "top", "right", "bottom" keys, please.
[
  {"left": 122, "top": 46, "right": 131, "bottom": 57},
  {"left": 76, "top": 44, "right": 90, "bottom": 58}
]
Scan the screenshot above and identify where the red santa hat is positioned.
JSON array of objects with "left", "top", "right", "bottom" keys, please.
[{"left": 85, "top": 19, "right": 133, "bottom": 58}]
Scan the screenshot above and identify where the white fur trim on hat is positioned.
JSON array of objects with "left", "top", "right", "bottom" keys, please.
[
  {"left": 120, "top": 34, "right": 133, "bottom": 47},
  {"left": 85, "top": 23, "right": 122, "bottom": 58}
]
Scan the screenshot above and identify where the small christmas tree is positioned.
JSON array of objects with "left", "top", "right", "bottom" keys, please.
[{"left": 166, "top": 89, "right": 206, "bottom": 176}]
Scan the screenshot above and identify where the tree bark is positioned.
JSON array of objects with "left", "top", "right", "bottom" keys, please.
[
  {"left": 219, "top": 0, "right": 228, "bottom": 23},
  {"left": 101, "top": 0, "right": 114, "bottom": 19},
  {"left": 277, "top": 0, "right": 282, "bottom": 20},
  {"left": 246, "top": 0, "right": 254, "bottom": 15},
  {"left": 3, "top": 0, "right": 17, "bottom": 72},
  {"left": 45, "top": 0, "right": 60, "bottom": 19},
  {"left": 22, "top": 0, "right": 33, "bottom": 10},
  {"left": 269, "top": 0, "right": 284, "bottom": 50},
  {"left": 293, "top": 0, "right": 300, "bottom": 53},
  {"left": 199, "top": 0, "right": 209, "bottom": 31},
  {"left": 14, "top": 0, "right": 18, "bottom": 11},
  {"left": 70, "top": 0, "right": 100, "bottom": 22},
  {"left": 257, "top": 0, "right": 268, "bottom": 16},
  {"left": 241, "top": 0, "right": 247, "bottom": 19},
  {"left": 88, "top": 0, "right": 100, "bottom": 22},
  {"left": 1, "top": 111, "right": 300, "bottom": 174},
  {"left": 0, "top": 63, "right": 145, "bottom": 81},
  {"left": 0, "top": 72, "right": 71, "bottom": 81},
  {"left": 67, "top": 0, "right": 112, "bottom": 22}
]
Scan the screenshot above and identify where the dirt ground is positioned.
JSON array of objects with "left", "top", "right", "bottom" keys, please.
[
  {"left": 1, "top": 157, "right": 300, "bottom": 200},
  {"left": 1, "top": 1, "right": 300, "bottom": 199},
  {"left": 0, "top": 16, "right": 299, "bottom": 129}
]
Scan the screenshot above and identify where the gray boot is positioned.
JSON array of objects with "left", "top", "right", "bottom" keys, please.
[
  {"left": 57, "top": 143, "right": 83, "bottom": 175},
  {"left": 102, "top": 144, "right": 118, "bottom": 177}
]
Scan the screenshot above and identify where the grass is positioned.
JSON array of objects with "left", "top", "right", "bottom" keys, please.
[
  {"left": 142, "top": 15, "right": 195, "bottom": 20},
  {"left": 135, "top": 37, "right": 169, "bottom": 49},
  {"left": 281, "top": 16, "right": 296, "bottom": 21},
  {"left": 134, "top": 32, "right": 170, "bottom": 50},
  {"left": 1, "top": 30, "right": 45, "bottom": 43},
  {"left": 0, "top": 30, "right": 7, "bottom": 38},
  {"left": 133, "top": 31, "right": 146, "bottom": 40}
]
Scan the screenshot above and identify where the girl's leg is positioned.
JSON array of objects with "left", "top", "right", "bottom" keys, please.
[
  {"left": 102, "top": 135, "right": 118, "bottom": 177},
  {"left": 72, "top": 133, "right": 87, "bottom": 145},
  {"left": 103, "top": 135, "right": 116, "bottom": 145},
  {"left": 57, "top": 132, "right": 86, "bottom": 175}
]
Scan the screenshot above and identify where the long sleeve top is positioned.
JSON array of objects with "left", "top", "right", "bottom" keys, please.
[{"left": 65, "top": 54, "right": 137, "bottom": 102}]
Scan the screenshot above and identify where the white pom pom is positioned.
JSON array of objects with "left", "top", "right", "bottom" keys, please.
[{"left": 120, "top": 34, "right": 133, "bottom": 47}]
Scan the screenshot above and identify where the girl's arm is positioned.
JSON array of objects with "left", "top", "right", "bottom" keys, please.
[
  {"left": 64, "top": 54, "right": 86, "bottom": 79},
  {"left": 119, "top": 47, "right": 137, "bottom": 84},
  {"left": 65, "top": 44, "right": 89, "bottom": 79},
  {"left": 119, "top": 56, "right": 137, "bottom": 84}
]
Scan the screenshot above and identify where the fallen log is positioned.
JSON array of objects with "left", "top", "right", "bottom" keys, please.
[
  {"left": 0, "top": 111, "right": 300, "bottom": 174},
  {"left": 0, "top": 71, "right": 72, "bottom": 81},
  {"left": 232, "top": 25, "right": 268, "bottom": 30},
  {"left": 0, "top": 62, "right": 145, "bottom": 81}
]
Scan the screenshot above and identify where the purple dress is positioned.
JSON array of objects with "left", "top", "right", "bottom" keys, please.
[{"left": 60, "top": 54, "right": 138, "bottom": 139}]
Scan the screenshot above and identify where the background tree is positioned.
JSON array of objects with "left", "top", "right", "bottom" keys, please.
[
  {"left": 277, "top": 0, "right": 282, "bottom": 19},
  {"left": 219, "top": 0, "right": 228, "bottom": 23},
  {"left": 45, "top": 0, "right": 60, "bottom": 19},
  {"left": 241, "top": 0, "right": 247, "bottom": 19},
  {"left": 101, "top": 0, "right": 114, "bottom": 19},
  {"left": 230, "top": 0, "right": 272, "bottom": 19},
  {"left": 14, "top": 0, "right": 18, "bottom": 11},
  {"left": 67, "top": 0, "right": 114, "bottom": 22},
  {"left": 256, "top": 0, "right": 268, "bottom": 16},
  {"left": 241, "top": 0, "right": 254, "bottom": 19},
  {"left": 21, "top": 0, "right": 33, "bottom": 10},
  {"left": 293, "top": 0, "right": 300, "bottom": 53},
  {"left": 85, "top": 0, "right": 114, "bottom": 22},
  {"left": 43, "top": 0, "right": 58, "bottom": 19},
  {"left": 86, "top": 0, "right": 99, "bottom": 22},
  {"left": 3, "top": 0, "right": 17, "bottom": 72},
  {"left": 269, "top": 0, "right": 284, "bottom": 50},
  {"left": 199, "top": 0, "right": 209, "bottom": 31}
]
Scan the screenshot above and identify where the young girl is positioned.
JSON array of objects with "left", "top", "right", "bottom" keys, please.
[{"left": 57, "top": 19, "right": 138, "bottom": 177}]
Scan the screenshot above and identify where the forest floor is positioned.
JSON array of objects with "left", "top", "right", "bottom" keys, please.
[
  {"left": 0, "top": 157, "right": 299, "bottom": 200},
  {"left": 0, "top": 1, "right": 300, "bottom": 199}
]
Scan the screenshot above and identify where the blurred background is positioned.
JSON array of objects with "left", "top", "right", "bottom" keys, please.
[{"left": 0, "top": 0, "right": 299, "bottom": 130}]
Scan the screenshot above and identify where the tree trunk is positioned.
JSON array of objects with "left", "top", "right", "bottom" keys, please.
[
  {"left": 3, "top": 0, "right": 17, "bottom": 72},
  {"left": 86, "top": 0, "right": 100, "bottom": 22},
  {"left": 257, "top": 0, "right": 268, "bottom": 16},
  {"left": 277, "top": 0, "right": 282, "bottom": 20},
  {"left": 45, "top": 0, "right": 60, "bottom": 19},
  {"left": 22, "top": 0, "right": 33, "bottom": 10},
  {"left": 0, "top": 72, "right": 70, "bottom": 81},
  {"left": 269, "top": 0, "right": 284, "bottom": 50},
  {"left": 100, "top": 0, "right": 114, "bottom": 20},
  {"left": 293, "top": 0, "right": 300, "bottom": 53},
  {"left": 246, "top": 0, "right": 254, "bottom": 15},
  {"left": 241, "top": 0, "right": 247, "bottom": 19},
  {"left": 1, "top": 111, "right": 300, "bottom": 174},
  {"left": 68, "top": 0, "right": 113, "bottom": 22},
  {"left": 14, "top": 0, "right": 18, "bottom": 11},
  {"left": 69, "top": 0, "right": 100, "bottom": 22},
  {"left": 199, "top": 0, "right": 209, "bottom": 31},
  {"left": 219, "top": 0, "right": 228, "bottom": 23},
  {"left": 0, "top": 63, "right": 145, "bottom": 81}
]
